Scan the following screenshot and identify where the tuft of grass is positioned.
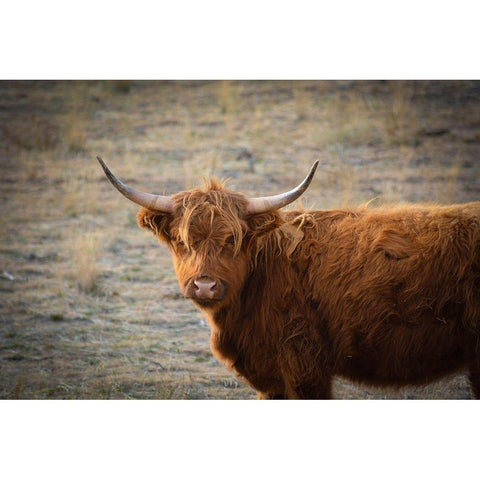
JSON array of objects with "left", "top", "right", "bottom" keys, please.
[
  {"left": 292, "top": 84, "right": 310, "bottom": 121},
  {"left": 50, "top": 313, "right": 65, "bottom": 322},
  {"left": 384, "top": 82, "right": 419, "bottom": 146},
  {"left": 217, "top": 80, "right": 240, "bottom": 115},
  {"left": 329, "top": 146, "right": 360, "bottom": 206},
  {"left": 439, "top": 154, "right": 463, "bottom": 204},
  {"left": 194, "top": 355, "right": 209, "bottom": 363},
  {"left": 111, "top": 80, "right": 132, "bottom": 94},
  {"left": 71, "top": 231, "right": 103, "bottom": 295},
  {"left": 63, "top": 114, "right": 88, "bottom": 153}
]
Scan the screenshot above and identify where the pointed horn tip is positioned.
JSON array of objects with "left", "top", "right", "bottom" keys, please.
[
  {"left": 304, "top": 160, "right": 319, "bottom": 184},
  {"left": 96, "top": 155, "right": 107, "bottom": 170},
  {"left": 96, "top": 156, "right": 117, "bottom": 184}
]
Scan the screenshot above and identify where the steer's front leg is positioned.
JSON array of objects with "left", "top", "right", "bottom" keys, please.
[{"left": 257, "top": 391, "right": 287, "bottom": 399}]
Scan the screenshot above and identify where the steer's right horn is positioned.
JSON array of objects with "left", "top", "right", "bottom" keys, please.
[{"left": 96, "top": 156, "right": 174, "bottom": 213}]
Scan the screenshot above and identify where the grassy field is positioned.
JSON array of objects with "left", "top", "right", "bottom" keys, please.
[{"left": 1, "top": 80, "right": 480, "bottom": 399}]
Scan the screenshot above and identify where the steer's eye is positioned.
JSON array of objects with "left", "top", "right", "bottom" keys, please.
[{"left": 225, "top": 236, "right": 235, "bottom": 245}]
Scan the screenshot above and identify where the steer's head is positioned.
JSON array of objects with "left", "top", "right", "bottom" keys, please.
[{"left": 97, "top": 157, "right": 318, "bottom": 310}]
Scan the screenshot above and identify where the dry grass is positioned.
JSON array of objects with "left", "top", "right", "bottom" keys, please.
[
  {"left": 63, "top": 114, "right": 88, "bottom": 154},
  {"left": 69, "top": 231, "right": 103, "bottom": 295},
  {"left": 111, "top": 80, "right": 132, "bottom": 95},
  {"left": 292, "top": 83, "right": 310, "bottom": 121},
  {"left": 60, "top": 160, "right": 101, "bottom": 217},
  {"left": 1, "top": 80, "right": 480, "bottom": 399},
  {"left": 383, "top": 81, "right": 420, "bottom": 146},
  {"left": 217, "top": 80, "right": 240, "bottom": 115},
  {"left": 1, "top": 114, "right": 61, "bottom": 151}
]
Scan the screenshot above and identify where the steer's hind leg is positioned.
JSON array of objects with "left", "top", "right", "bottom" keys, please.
[
  {"left": 468, "top": 355, "right": 480, "bottom": 399},
  {"left": 295, "top": 379, "right": 333, "bottom": 399},
  {"left": 285, "top": 375, "right": 333, "bottom": 399}
]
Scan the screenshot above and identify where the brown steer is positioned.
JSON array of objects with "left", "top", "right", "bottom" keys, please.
[{"left": 97, "top": 156, "right": 480, "bottom": 399}]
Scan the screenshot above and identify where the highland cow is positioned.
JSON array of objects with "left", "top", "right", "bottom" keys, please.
[{"left": 97, "top": 156, "right": 480, "bottom": 399}]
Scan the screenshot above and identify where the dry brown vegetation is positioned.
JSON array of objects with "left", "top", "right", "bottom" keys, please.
[{"left": 1, "top": 80, "right": 480, "bottom": 399}]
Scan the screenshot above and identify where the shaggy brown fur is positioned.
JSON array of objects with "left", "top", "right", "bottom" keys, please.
[{"left": 137, "top": 181, "right": 480, "bottom": 399}]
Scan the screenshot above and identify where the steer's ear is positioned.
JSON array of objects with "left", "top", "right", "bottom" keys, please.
[
  {"left": 246, "top": 211, "right": 283, "bottom": 238},
  {"left": 137, "top": 208, "right": 172, "bottom": 242}
]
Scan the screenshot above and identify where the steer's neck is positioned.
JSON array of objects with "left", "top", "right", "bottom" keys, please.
[{"left": 207, "top": 246, "right": 293, "bottom": 370}]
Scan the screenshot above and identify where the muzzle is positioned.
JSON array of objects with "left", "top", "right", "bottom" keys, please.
[{"left": 184, "top": 275, "right": 226, "bottom": 303}]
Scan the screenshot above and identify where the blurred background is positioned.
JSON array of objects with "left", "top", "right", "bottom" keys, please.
[{"left": 1, "top": 80, "right": 480, "bottom": 398}]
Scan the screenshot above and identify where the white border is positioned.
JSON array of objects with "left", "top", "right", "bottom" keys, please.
[
  {"left": 1, "top": 400, "right": 478, "bottom": 479},
  {"left": 2, "top": 1, "right": 479, "bottom": 79}
]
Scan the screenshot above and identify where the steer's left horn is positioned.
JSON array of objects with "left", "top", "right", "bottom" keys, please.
[
  {"left": 96, "top": 156, "right": 174, "bottom": 213},
  {"left": 246, "top": 160, "right": 319, "bottom": 214}
]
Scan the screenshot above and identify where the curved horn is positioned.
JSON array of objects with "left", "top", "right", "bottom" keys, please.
[
  {"left": 96, "top": 156, "right": 174, "bottom": 213},
  {"left": 246, "top": 160, "right": 319, "bottom": 215}
]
